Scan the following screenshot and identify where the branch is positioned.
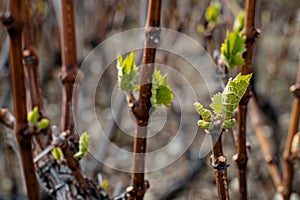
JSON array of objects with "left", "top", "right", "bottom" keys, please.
[
  {"left": 282, "top": 50, "right": 300, "bottom": 200},
  {"left": 210, "top": 125, "right": 230, "bottom": 200},
  {"left": 0, "top": 108, "right": 15, "bottom": 129},
  {"left": 235, "top": 0, "right": 259, "bottom": 199},
  {"left": 248, "top": 98, "right": 282, "bottom": 191},
  {"left": 22, "top": 0, "right": 51, "bottom": 152},
  {"left": 2, "top": 1, "right": 40, "bottom": 199},
  {"left": 128, "top": 0, "right": 162, "bottom": 199},
  {"left": 58, "top": 0, "right": 87, "bottom": 191}
]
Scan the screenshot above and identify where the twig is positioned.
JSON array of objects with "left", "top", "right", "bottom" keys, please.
[
  {"left": 234, "top": 0, "right": 259, "bottom": 199},
  {"left": 210, "top": 125, "right": 230, "bottom": 200},
  {"left": 282, "top": 50, "right": 300, "bottom": 200},
  {"left": 58, "top": 0, "right": 87, "bottom": 191},
  {"left": 22, "top": 0, "right": 51, "bottom": 152},
  {"left": 127, "top": 0, "right": 162, "bottom": 199},
  {"left": 0, "top": 108, "right": 15, "bottom": 129},
  {"left": 2, "top": 1, "right": 40, "bottom": 199},
  {"left": 248, "top": 98, "right": 282, "bottom": 191}
]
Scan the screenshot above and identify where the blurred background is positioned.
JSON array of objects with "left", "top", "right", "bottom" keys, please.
[{"left": 0, "top": 0, "right": 299, "bottom": 199}]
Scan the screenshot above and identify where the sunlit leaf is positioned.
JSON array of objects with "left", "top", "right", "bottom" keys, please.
[
  {"left": 205, "top": 1, "right": 221, "bottom": 26},
  {"left": 198, "top": 120, "right": 213, "bottom": 130},
  {"left": 194, "top": 102, "right": 212, "bottom": 121},
  {"left": 74, "top": 132, "right": 90, "bottom": 159},
  {"left": 221, "top": 30, "right": 246, "bottom": 69},
  {"left": 210, "top": 92, "right": 222, "bottom": 115},
  {"left": 37, "top": 118, "right": 50, "bottom": 129},
  {"left": 52, "top": 147, "right": 63, "bottom": 161},
  {"left": 223, "top": 118, "right": 236, "bottom": 129},
  {"left": 27, "top": 106, "right": 39, "bottom": 124},
  {"left": 233, "top": 11, "right": 245, "bottom": 32},
  {"left": 151, "top": 68, "right": 173, "bottom": 107},
  {"left": 116, "top": 52, "right": 139, "bottom": 96},
  {"left": 223, "top": 73, "right": 252, "bottom": 119}
]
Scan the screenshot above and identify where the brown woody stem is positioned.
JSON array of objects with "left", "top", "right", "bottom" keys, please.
[
  {"left": 211, "top": 129, "right": 230, "bottom": 200},
  {"left": 282, "top": 50, "right": 300, "bottom": 200},
  {"left": 235, "top": 0, "right": 259, "bottom": 199},
  {"left": 128, "top": 0, "right": 162, "bottom": 199},
  {"left": 22, "top": 0, "right": 51, "bottom": 152},
  {"left": 0, "top": 108, "right": 15, "bottom": 129},
  {"left": 2, "top": 1, "right": 40, "bottom": 199},
  {"left": 59, "top": 0, "right": 87, "bottom": 190},
  {"left": 248, "top": 98, "right": 282, "bottom": 191}
]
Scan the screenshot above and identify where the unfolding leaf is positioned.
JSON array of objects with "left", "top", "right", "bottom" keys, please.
[
  {"left": 210, "top": 92, "right": 222, "bottom": 115},
  {"left": 223, "top": 118, "right": 236, "bottom": 129},
  {"left": 52, "top": 147, "right": 63, "bottom": 161},
  {"left": 151, "top": 68, "right": 173, "bottom": 107},
  {"left": 221, "top": 30, "right": 246, "bottom": 69},
  {"left": 233, "top": 11, "right": 245, "bottom": 32},
  {"left": 27, "top": 106, "right": 39, "bottom": 124},
  {"left": 74, "top": 132, "right": 90, "bottom": 159},
  {"left": 102, "top": 179, "right": 109, "bottom": 190},
  {"left": 205, "top": 1, "right": 221, "bottom": 26},
  {"left": 37, "top": 118, "right": 50, "bottom": 129},
  {"left": 194, "top": 102, "right": 212, "bottom": 122},
  {"left": 116, "top": 52, "right": 139, "bottom": 95},
  {"left": 198, "top": 120, "right": 213, "bottom": 130},
  {"left": 222, "top": 73, "right": 252, "bottom": 119}
]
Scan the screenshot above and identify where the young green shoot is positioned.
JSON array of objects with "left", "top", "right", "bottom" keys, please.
[
  {"left": 74, "top": 132, "right": 91, "bottom": 159},
  {"left": 27, "top": 106, "right": 50, "bottom": 129},
  {"left": 116, "top": 52, "right": 173, "bottom": 108},
  {"left": 194, "top": 73, "right": 252, "bottom": 130},
  {"left": 220, "top": 31, "right": 246, "bottom": 70}
]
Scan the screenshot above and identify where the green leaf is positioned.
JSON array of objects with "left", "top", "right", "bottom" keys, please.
[
  {"left": 198, "top": 120, "right": 213, "bottom": 130},
  {"left": 222, "top": 73, "right": 252, "bottom": 119},
  {"left": 194, "top": 102, "right": 212, "bottom": 121},
  {"left": 223, "top": 118, "right": 236, "bottom": 129},
  {"left": 116, "top": 52, "right": 139, "bottom": 95},
  {"left": 37, "top": 118, "right": 50, "bottom": 129},
  {"left": 233, "top": 11, "right": 245, "bottom": 32},
  {"left": 27, "top": 106, "right": 39, "bottom": 124},
  {"left": 52, "top": 147, "right": 63, "bottom": 161},
  {"left": 74, "top": 132, "right": 90, "bottom": 159},
  {"left": 151, "top": 68, "right": 173, "bottom": 107},
  {"left": 221, "top": 30, "right": 246, "bottom": 69},
  {"left": 210, "top": 92, "right": 222, "bottom": 115},
  {"left": 205, "top": 1, "right": 221, "bottom": 26}
]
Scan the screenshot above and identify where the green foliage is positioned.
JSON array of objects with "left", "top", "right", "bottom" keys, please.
[
  {"left": 194, "top": 102, "right": 212, "bottom": 121},
  {"left": 194, "top": 73, "right": 252, "bottom": 130},
  {"left": 222, "top": 73, "right": 252, "bottom": 124},
  {"left": 116, "top": 52, "right": 139, "bottom": 96},
  {"left": 209, "top": 92, "right": 222, "bottom": 115},
  {"left": 221, "top": 30, "right": 246, "bottom": 69},
  {"left": 194, "top": 102, "right": 213, "bottom": 130},
  {"left": 28, "top": 106, "right": 39, "bottom": 124},
  {"left": 52, "top": 147, "right": 63, "bottom": 161},
  {"left": 151, "top": 68, "right": 173, "bottom": 107},
  {"left": 37, "top": 118, "right": 50, "bottom": 129},
  {"left": 74, "top": 132, "right": 90, "bottom": 159},
  {"left": 205, "top": 1, "right": 221, "bottom": 26},
  {"left": 27, "top": 106, "right": 50, "bottom": 129},
  {"left": 116, "top": 52, "right": 173, "bottom": 109},
  {"left": 233, "top": 11, "right": 245, "bottom": 32}
]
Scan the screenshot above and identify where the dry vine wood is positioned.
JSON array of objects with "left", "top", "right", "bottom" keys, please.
[
  {"left": 282, "top": 50, "right": 300, "bottom": 200},
  {"left": 234, "top": 0, "right": 259, "bottom": 199},
  {"left": 210, "top": 126, "right": 230, "bottom": 200},
  {"left": 248, "top": 98, "right": 282, "bottom": 190},
  {"left": 126, "top": 0, "right": 162, "bottom": 199},
  {"left": 58, "top": 0, "right": 88, "bottom": 191},
  {"left": 0, "top": 0, "right": 40, "bottom": 199},
  {"left": 22, "top": 0, "right": 52, "bottom": 152}
]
